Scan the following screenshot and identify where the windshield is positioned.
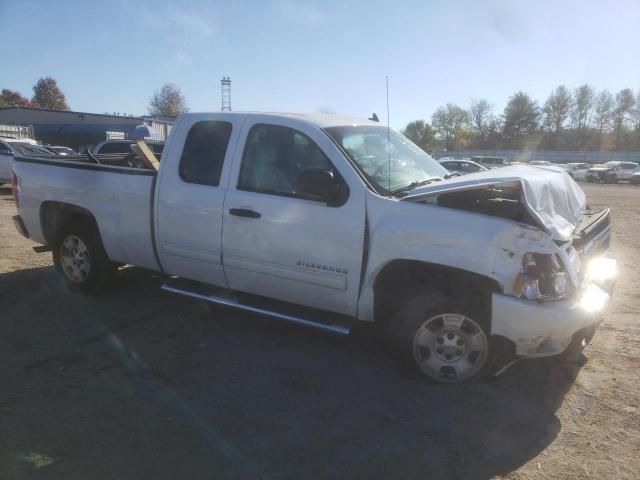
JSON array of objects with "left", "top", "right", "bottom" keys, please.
[{"left": 325, "top": 125, "right": 448, "bottom": 193}]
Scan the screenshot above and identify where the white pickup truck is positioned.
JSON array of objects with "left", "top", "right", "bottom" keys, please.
[{"left": 11, "top": 112, "right": 616, "bottom": 383}]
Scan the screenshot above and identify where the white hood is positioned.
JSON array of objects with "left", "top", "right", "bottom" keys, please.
[{"left": 403, "top": 165, "right": 586, "bottom": 242}]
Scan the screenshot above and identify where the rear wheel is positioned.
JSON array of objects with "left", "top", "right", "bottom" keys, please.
[
  {"left": 53, "top": 222, "right": 115, "bottom": 293},
  {"left": 391, "top": 290, "right": 492, "bottom": 383}
]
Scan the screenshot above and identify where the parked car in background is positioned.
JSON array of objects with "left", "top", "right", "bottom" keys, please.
[
  {"left": 439, "top": 158, "right": 488, "bottom": 175},
  {"left": 560, "top": 163, "right": 591, "bottom": 181},
  {"left": 586, "top": 161, "right": 640, "bottom": 183},
  {"left": 11, "top": 112, "right": 616, "bottom": 384},
  {"left": 472, "top": 156, "right": 512, "bottom": 169},
  {"left": 528, "top": 161, "right": 559, "bottom": 167},
  {"left": 42, "top": 145, "right": 78, "bottom": 156},
  {"left": 93, "top": 139, "right": 164, "bottom": 156},
  {"left": 0, "top": 137, "right": 51, "bottom": 183}
]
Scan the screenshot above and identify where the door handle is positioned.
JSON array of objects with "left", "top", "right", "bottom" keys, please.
[{"left": 229, "top": 208, "right": 261, "bottom": 219}]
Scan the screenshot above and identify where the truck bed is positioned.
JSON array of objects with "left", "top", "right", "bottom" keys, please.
[{"left": 13, "top": 154, "right": 161, "bottom": 271}]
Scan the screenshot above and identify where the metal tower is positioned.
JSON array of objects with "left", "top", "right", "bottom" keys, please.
[{"left": 221, "top": 76, "right": 231, "bottom": 111}]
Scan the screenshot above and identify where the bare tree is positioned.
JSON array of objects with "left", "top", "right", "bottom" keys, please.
[
  {"left": 431, "top": 103, "right": 469, "bottom": 150},
  {"left": 316, "top": 106, "right": 336, "bottom": 115},
  {"left": 593, "top": 90, "right": 614, "bottom": 149},
  {"left": 469, "top": 99, "right": 494, "bottom": 146},
  {"left": 148, "top": 83, "right": 189, "bottom": 117},
  {"left": 31, "top": 77, "right": 69, "bottom": 110}
]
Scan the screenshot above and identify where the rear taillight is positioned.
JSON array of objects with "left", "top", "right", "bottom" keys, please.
[{"left": 11, "top": 171, "right": 19, "bottom": 207}]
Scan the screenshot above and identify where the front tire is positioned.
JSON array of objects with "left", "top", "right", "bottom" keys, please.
[
  {"left": 391, "top": 290, "right": 492, "bottom": 383},
  {"left": 53, "top": 222, "right": 115, "bottom": 293}
]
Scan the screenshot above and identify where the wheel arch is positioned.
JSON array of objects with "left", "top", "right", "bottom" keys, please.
[
  {"left": 372, "top": 259, "right": 503, "bottom": 326},
  {"left": 40, "top": 201, "right": 101, "bottom": 245}
]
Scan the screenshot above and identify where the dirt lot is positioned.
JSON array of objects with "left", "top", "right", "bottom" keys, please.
[{"left": 0, "top": 183, "right": 638, "bottom": 479}]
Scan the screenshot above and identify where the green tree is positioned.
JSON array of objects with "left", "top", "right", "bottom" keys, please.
[
  {"left": 542, "top": 86, "right": 572, "bottom": 148},
  {"left": 572, "top": 84, "right": 594, "bottom": 130},
  {"left": 402, "top": 120, "right": 436, "bottom": 152},
  {"left": 431, "top": 103, "right": 469, "bottom": 150},
  {"left": 593, "top": 90, "right": 614, "bottom": 150},
  {"left": 613, "top": 88, "right": 635, "bottom": 149},
  {"left": 31, "top": 77, "right": 69, "bottom": 110},
  {"left": 148, "top": 83, "right": 188, "bottom": 117},
  {"left": 502, "top": 91, "right": 540, "bottom": 148}
]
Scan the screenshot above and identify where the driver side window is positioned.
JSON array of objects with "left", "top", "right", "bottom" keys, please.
[{"left": 238, "top": 124, "right": 335, "bottom": 198}]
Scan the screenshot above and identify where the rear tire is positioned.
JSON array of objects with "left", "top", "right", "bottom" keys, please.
[
  {"left": 53, "top": 221, "right": 115, "bottom": 293},
  {"left": 389, "top": 289, "right": 494, "bottom": 383}
]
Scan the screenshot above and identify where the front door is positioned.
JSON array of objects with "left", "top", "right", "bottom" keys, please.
[{"left": 221, "top": 119, "right": 366, "bottom": 316}]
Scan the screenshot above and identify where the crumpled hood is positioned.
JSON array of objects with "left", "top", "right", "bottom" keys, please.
[{"left": 403, "top": 165, "right": 586, "bottom": 242}]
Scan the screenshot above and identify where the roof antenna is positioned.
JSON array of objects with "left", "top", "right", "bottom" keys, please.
[{"left": 386, "top": 75, "right": 391, "bottom": 193}]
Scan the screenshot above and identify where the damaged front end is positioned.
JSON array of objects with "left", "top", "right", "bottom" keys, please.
[{"left": 401, "top": 165, "right": 616, "bottom": 370}]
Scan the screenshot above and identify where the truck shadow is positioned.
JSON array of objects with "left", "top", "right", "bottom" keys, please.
[{"left": 1, "top": 265, "right": 580, "bottom": 480}]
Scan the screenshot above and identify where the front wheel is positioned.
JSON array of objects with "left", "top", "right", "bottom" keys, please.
[
  {"left": 53, "top": 222, "right": 115, "bottom": 293},
  {"left": 391, "top": 290, "right": 492, "bottom": 383}
]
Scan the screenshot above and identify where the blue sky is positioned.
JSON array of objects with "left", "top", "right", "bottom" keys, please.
[{"left": 2, "top": 0, "right": 639, "bottom": 128}]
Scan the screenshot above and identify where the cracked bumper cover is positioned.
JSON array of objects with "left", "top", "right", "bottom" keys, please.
[{"left": 490, "top": 261, "right": 615, "bottom": 357}]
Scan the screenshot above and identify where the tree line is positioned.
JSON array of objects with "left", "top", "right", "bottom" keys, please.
[
  {"left": 0, "top": 77, "right": 70, "bottom": 111},
  {"left": 1, "top": 79, "right": 188, "bottom": 117},
  {"left": 403, "top": 86, "right": 640, "bottom": 152}
]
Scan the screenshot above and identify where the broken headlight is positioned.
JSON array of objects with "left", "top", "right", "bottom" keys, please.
[{"left": 515, "top": 253, "right": 569, "bottom": 301}]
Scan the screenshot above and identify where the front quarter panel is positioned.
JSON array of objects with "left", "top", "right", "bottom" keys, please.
[{"left": 357, "top": 193, "right": 547, "bottom": 321}]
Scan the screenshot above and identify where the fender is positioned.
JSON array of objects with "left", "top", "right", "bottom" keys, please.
[{"left": 357, "top": 192, "right": 559, "bottom": 321}]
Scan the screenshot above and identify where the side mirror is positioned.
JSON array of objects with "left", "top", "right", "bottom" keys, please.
[
  {"left": 0, "top": 148, "right": 13, "bottom": 156},
  {"left": 296, "top": 169, "right": 347, "bottom": 206}
]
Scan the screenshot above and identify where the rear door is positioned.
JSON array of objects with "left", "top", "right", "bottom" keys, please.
[
  {"left": 155, "top": 115, "right": 242, "bottom": 286},
  {"left": 221, "top": 117, "right": 366, "bottom": 316}
]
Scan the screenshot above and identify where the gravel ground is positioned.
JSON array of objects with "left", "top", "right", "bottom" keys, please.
[{"left": 0, "top": 183, "right": 638, "bottom": 480}]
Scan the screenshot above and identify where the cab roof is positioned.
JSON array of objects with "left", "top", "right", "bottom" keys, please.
[{"left": 183, "top": 111, "right": 382, "bottom": 129}]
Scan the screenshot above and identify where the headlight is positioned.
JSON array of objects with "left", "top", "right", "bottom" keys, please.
[
  {"left": 514, "top": 253, "right": 570, "bottom": 301},
  {"left": 586, "top": 257, "right": 616, "bottom": 282}
]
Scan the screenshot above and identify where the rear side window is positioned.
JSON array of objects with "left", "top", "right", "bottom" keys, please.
[{"left": 179, "top": 121, "right": 232, "bottom": 186}]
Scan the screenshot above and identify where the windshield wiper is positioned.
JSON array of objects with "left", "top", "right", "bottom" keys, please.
[{"left": 391, "top": 177, "right": 442, "bottom": 195}]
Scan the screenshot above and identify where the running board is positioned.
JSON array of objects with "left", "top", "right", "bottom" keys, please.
[{"left": 161, "top": 280, "right": 352, "bottom": 336}]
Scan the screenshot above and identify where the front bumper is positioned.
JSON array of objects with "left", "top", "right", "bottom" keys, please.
[
  {"left": 491, "top": 261, "right": 615, "bottom": 357},
  {"left": 586, "top": 171, "right": 612, "bottom": 182}
]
